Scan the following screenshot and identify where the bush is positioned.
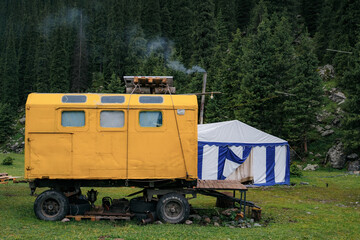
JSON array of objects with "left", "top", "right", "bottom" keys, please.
[
  {"left": 2, "top": 156, "right": 14, "bottom": 165},
  {"left": 290, "top": 164, "right": 303, "bottom": 177}
]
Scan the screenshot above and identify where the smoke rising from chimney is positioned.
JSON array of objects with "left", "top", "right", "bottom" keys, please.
[{"left": 145, "top": 36, "right": 206, "bottom": 74}]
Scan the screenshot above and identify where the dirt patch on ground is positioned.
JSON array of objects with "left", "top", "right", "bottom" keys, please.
[{"left": 3, "top": 193, "right": 18, "bottom": 197}]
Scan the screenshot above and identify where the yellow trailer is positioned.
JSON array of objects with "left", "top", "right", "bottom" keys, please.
[
  {"left": 25, "top": 93, "right": 198, "bottom": 181},
  {"left": 24, "top": 77, "right": 250, "bottom": 224}
]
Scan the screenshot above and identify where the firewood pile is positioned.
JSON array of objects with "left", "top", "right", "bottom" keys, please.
[{"left": 0, "top": 173, "right": 17, "bottom": 184}]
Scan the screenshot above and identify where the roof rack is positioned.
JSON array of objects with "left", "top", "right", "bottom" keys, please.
[{"left": 123, "top": 76, "right": 175, "bottom": 94}]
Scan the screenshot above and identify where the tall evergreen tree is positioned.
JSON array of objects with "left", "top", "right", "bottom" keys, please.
[
  {"left": 170, "top": 0, "right": 194, "bottom": 65},
  {"left": 1, "top": 17, "right": 19, "bottom": 108},
  {"left": 191, "top": 0, "right": 216, "bottom": 69},
  {"left": 141, "top": 0, "right": 161, "bottom": 38},
  {"left": 340, "top": 40, "right": 360, "bottom": 155},
  {"left": 34, "top": 34, "right": 51, "bottom": 92},
  {"left": 49, "top": 26, "right": 70, "bottom": 92},
  {"left": 301, "top": 0, "right": 322, "bottom": 36},
  {"left": 283, "top": 33, "right": 323, "bottom": 152},
  {"left": 236, "top": 0, "right": 254, "bottom": 31},
  {"left": 215, "top": 0, "right": 237, "bottom": 38},
  {"left": 235, "top": 14, "right": 295, "bottom": 136},
  {"left": 21, "top": 9, "right": 39, "bottom": 102},
  {"left": 205, "top": 29, "right": 245, "bottom": 123}
]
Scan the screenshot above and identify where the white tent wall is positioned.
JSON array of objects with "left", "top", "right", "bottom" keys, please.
[{"left": 197, "top": 120, "right": 290, "bottom": 186}]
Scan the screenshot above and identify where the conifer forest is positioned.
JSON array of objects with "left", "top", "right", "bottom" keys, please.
[{"left": 0, "top": 0, "right": 360, "bottom": 161}]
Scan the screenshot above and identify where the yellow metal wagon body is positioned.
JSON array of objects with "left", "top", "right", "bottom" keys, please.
[{"left": 24, "top": 93, "right": 198, "bottom": 181}]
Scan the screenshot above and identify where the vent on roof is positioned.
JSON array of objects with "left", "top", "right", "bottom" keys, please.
[
  {"left": 62, "top": 95, "right": 87, "bottom": 103},
  {"left": 101, "top": 96, "right": 125, "bottom": 104},
  {"left": 139, "top": 96, "right": 164, "bottom": 104}
]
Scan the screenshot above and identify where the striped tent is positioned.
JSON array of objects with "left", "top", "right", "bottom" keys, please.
[{"left": 198, "top": 120, "right": 290, "bottom": 186}]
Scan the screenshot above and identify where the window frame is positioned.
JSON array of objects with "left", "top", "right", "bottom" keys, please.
[
  {"left": 138, "top": 110, "right": 164, "bottom": 128},
  {"left": 58, "top": 109, "right": 89, "bottom": 132},
  {"left": 97, "top": 110, "right": 127, "bottom": 132}
]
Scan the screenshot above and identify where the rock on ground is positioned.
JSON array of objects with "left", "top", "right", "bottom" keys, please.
[
  {"left": 327, "top": 88, "right": 346, "bottom": 104},
  {"left": 347, "top": 153, "right": 359, "bottom": 161},
  {"left": 317, "top": 64, "right": 335, "bottom": 81},
  {"left": 185, "top": 220, "right": 193, "bottom": 225},
  {"left": 303, "top": 164, "right": 319, "bottom": 171},
  {"left": 348, "top": 161, "right": 360, "bottom": 171},
  {"left": 325, "top": 142, "right": 346, "bottom": 169}
]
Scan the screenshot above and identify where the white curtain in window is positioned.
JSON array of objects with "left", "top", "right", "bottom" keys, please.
[
  {"left": 62, "top": 111, "right": 85, "bottom": 127},
  {"left": 139, "top": 111, "right": 162, "bottom": 127},
  {"left": 100, "top": 111, "right": 124, "bottom": 128}
]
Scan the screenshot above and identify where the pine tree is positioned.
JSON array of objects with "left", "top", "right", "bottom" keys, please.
[
  {"left": 205, "top": 29, "right": 245, "bottom": 123},
  {"left": 301, "top": 0, "right": 322, "bottom": 36},
  {"left": 234, "top": 14, "right": 295, "bottom": 136},
  {"left": 105, "top": 73, "right": 125, "bottom": 93},
  {"left": 103, "top": 0, "right": 126, "bottom": 84},
  {"left": 124, "top": 25, "right": 147, "bottom": 75},
  {"left": 205, "top": 10, "right": 229, "bottom": 123},
  {"left": 282, "top": 33, "right": 323, "bottom": 153},
  {"left": 215, "top": 0, "right": 237, "bottom": 38},
  {"left": 191, "top": 0, "right": 216, "bottom": 69},
  {"left": 49, "top": 26, "right": 70, "bottom": 92},
  {"left": 236, "top": 0, "right": 255, "bottom": 31},
  {"left": 160, "top": 1, "right": 171, "bottom": 37},
  {"left": 340, "top": 40, "right": 360, "bottom": 154},
  {"left": 34, "top": 34, "right": 51, "bottom": 92},
  {"left": 1, "top": 17, "right": 19, "bottom": 108},
  {"left": 21, "top": 10, "right": 39, "bottom": 102},
  {"left": 141, "top": 0, "right": 161, "bottom": 38},
  {"left": 170, "top": 0, "right": 194, "bottom": 65}
]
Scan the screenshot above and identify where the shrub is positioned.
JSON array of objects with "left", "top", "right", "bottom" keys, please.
[
  {"left": 290, "top": 164, "right": 303, "bottom": 177},
  {"left": 2, "top": 156, "right": 14, "bottom": 165}
]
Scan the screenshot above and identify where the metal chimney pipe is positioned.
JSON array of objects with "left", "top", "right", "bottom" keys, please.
[{"left": 199, "top": 72, "right": 207, "bottom": 124}]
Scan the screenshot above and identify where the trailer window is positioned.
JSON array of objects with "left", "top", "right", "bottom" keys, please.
[
  {"left": 62, "top": 95, "right": 87, "bottom": 103},
  {"left": 100, "top": 111, "right": 125, "bottom": 128},
  {"left": 139, "top": 111, "right": 162, "bottom": 127},
  {"left": 101, "top": 96, "right": 125, "bottom": 104},
  {"left": 61, "top": 111, "right": 85, "bottom": 127},
  {"left": 139, "top": 96, "right": 163, "bottom": 104}
]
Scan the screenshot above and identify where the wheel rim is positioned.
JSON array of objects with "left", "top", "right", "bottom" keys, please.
[
  {"left": 41, "top": 198, "right": 60, "bottom": 217},
  {"left": 164, "top": 200, "right": 184, "bottom": 220}
]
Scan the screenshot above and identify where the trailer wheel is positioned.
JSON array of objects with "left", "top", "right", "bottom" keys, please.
[
  {"left": 156, "top": 193, "right": 190, "bottom": 224},
  {"left": 34, "top": 190, "right": 69, "bottom": 221}
]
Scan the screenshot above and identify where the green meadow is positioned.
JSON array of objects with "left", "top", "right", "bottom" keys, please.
[{"left": 0, "top": 153, "right": 359, "bottom": 240}]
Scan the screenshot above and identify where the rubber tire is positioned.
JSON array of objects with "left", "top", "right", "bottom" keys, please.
[
  {"left": 130, "top": 197, "right": 157, "bottom": 213},
  {"left": 34, "top": 190, "right": 69, "bottom": 221},
  {"left": 156, "top": 193, "right": 190, "bottom": 224}
]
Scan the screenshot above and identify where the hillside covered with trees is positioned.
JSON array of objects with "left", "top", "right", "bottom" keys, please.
[{"left": 0, "top": 0, "right": 359, "bottom": 163}]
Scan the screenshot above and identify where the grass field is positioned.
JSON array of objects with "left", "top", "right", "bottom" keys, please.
[{"left": 0, "top": 153, "right": 359, "bottom": 240}]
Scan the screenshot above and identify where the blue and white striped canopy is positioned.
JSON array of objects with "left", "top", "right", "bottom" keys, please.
[{"left": 198, "top": 120, "right": 290, "bottom": 186}]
